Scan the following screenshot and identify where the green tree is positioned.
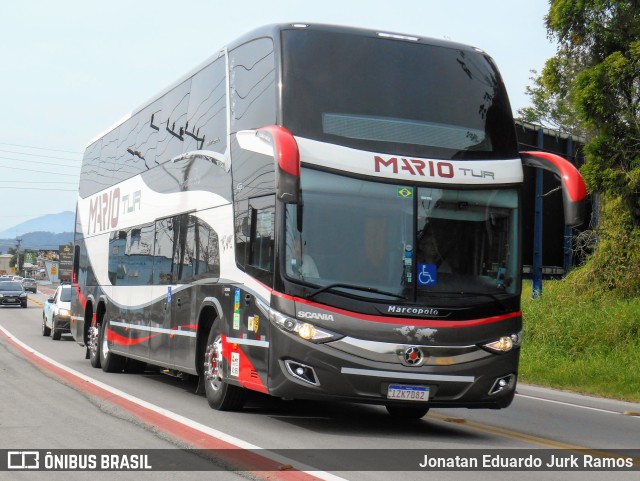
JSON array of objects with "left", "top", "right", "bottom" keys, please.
[
  {"left": 524, "top": 0, "right": 640, "bottom": 297},
  {"left": 7, "top": 247, "right": 22, "bottom": 273}
]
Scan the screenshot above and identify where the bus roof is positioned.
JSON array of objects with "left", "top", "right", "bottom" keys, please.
[{"left": 85, "top": 23, "right": 487, "bottom": 148}]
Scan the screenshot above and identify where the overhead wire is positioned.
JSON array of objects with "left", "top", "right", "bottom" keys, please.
[
  {"left": 0, "top": 141, "right": 82, "bottom": 155},
  {"left": 0, "top": 149, "right": 82, "bottom": 162}
]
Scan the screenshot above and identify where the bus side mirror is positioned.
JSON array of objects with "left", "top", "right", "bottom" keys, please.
[
  {"left": 236, "top": 126, "right": 300, "bottom": 204},
  {"left": 520, "top": 151, "right": 588, "bottom": 227}
]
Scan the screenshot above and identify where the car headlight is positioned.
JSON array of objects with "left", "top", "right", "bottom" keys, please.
[
  {"left": 269, "top": 309, "right": 342, "bottom": 343},
  {"left": 20, "top": 293, "right": 27, "bottom": 298},
  {"left": 58, "top": 308, "right": 70, "bottom": 317},
  {"left": 482, "top": 332, "right": 522, "bottom": 353}
]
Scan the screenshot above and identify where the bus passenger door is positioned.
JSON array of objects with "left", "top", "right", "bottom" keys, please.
[
  {"left": 108, "top": 226, "right": 154, "bottom": 364},
  {"left": 150, "top": 217, "right": 178, "bottom": 368},
  {"left": 169, "top": 214, "right": 198, "bottom": 372}
]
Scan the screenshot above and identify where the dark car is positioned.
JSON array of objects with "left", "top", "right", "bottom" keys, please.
[
  {"left": 22, "top": 278, "right": 38, "bottom": 293},
  {"left": 0, "top": 281, "right": 28, "bottom": 308}
]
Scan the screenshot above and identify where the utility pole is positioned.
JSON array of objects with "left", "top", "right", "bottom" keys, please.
[{"left": 15, "top": 238, "right": 22, "bottom": 276}]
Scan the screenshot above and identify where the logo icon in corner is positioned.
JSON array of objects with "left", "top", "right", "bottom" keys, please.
[
  {"left": 402, "top": 346, "right": 424, "bottom": 367},
  {"left": 8, "top": 451, "right": 40, "bottom": 469}
]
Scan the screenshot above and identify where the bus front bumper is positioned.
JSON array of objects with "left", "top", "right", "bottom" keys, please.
[{"left": 267, "top": 328, "right": 519, "bottom": 409}]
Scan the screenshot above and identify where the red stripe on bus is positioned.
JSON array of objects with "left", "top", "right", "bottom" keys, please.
[
  {"left": 221, "top": 335, "right": 268, "bottom": 394},
  {"left": 271, "top": 291, "right": 520, "bottom": 327},
  {"left": 107, "top": 328, "right": 154, "bottom": 346}
]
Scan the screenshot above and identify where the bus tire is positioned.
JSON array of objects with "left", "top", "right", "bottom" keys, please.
[
  {"left": 99, "top": 320, "right": 125, "bottom": 373},
  {"left": 203, "top": 327, "right": 246, "bottom": 411},
  {"left": 89, "top": 323, "right": 101, "bottom": 368},
  {"left": 385, "top": 405, "right": 429, "bottom": 419}
]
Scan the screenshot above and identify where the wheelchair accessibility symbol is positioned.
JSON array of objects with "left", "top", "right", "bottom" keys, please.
[{"left": 418, "top": 264, "right": 437, "bottom": 286}]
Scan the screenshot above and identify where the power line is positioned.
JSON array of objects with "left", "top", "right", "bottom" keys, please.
[
  {"left": 0, "top": 141, "right": 83, "bottom": 155},
  {"left": 0, "top": 165, "right": 79, "bottom": 177},
  {"left": 0, "top": 180, "right": 76, "bottom": 185},
  {"left": 0, "top": 186, "right": 77, "bottom": 191},
  {"left": 1, "top": 213, "right": 73, "bottom": 218},
  {"left": 0, "top": 149, "right": 82, "bottom": 162},
  {"left": 0, "top": 156, "right": 81, "bottom": 169}
]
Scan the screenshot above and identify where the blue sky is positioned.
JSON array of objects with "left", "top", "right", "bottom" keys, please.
[{"left": 0, "top": 0, "right": 556, "bottom": 234}]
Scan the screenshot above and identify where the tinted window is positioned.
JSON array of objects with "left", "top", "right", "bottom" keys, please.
[
  {"left": 156, "top": 79, "right": 191, "bottom": 164},
  {"left": 154, "top": 218, "right": 175, "bottom": 285},
  {"left": 186, "top": 57, "right": 227, "bottom": 155},
  {"left": 108, "top": 224, "right": 155, "bottom": 286},
  {"left": 247, "top": 195, "right": 275, "bottom": 284},
  {"left": 79, "top": 140, "right": 106, "bottom": 198},
  {"left": 282, "top": 30, "right": 517, "bottom": 160},
  {"left": 153, "top": 215, "right": 220, "bottom": 284},
  {"left": 229, "top": 37, "right": 276, "bottom": 133},
  {"left": 284, "top": 168, "right": 520, "bottom": 303}
]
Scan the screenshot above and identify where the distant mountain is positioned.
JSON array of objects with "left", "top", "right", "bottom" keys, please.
[
  {"left": 0, "top": 232, "right": 73, "bottom": 252},
  {"left": 0, "top": 211, "right": 75, "bottom": 238},
  {"left": 0, "top": 212, "right": 74, "bottom": 253}
]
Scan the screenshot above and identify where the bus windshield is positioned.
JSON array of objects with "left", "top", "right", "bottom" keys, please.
[
  {"left": 281, "top": 29, "right": 518, "bottom": 160},
  {"left": 284, "top": 169, "right": 519, "bottom": 304}
]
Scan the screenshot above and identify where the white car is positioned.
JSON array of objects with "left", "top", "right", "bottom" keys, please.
[{"left": 42, "top": 284, "right": 72, "bottom": 340}]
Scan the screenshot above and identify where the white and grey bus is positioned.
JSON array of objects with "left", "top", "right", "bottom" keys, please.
[{"left": 70, "top": 23, "right": 586, "bottom": 417}]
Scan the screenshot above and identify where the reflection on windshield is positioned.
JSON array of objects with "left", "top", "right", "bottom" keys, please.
[
  {"left": 282, "top": 29, "right": 517, "bottom": 160},
  {"left": 284, "top": 169, "right": 519, "bottom": 303},
  {"left": 415, "top": 188, "right": 518, "bottom": 296},
  {"left": 285, "top": 171, "right": 413, "bottom": 298}
]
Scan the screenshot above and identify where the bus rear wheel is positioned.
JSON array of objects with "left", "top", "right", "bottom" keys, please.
[
  {"left": 88, "top": 324, "right": 101, "bottom": 368},
  {"left": 99, "top": 320, "right": 126, "bottom": 373},
  {"left": 385, "top": 405, "right": 429, "bottom": 419},
  {"left": 203, "top": 328, "right": 246, "bottom": 411}
]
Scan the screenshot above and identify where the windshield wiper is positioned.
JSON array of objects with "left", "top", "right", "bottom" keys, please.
[
  {"left": 454, "top": 290, "right": 510, "bottom": 312},
  {"left": 420, "top": 290, "right": 510, "bottom": 312},
  {"left": 307, "top": 283, "right": 406, "bottom": 301}
]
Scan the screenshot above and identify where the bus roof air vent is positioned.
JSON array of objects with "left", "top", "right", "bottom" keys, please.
[{"left": 377, "top": 32, "right": 419, "bottom": 42}]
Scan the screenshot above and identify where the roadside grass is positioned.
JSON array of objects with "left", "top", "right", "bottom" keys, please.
[{"left": 519, "top": 279, "right": 640, "bottom": 403}]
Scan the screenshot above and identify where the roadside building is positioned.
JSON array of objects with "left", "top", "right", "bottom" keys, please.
[{"left": 0, "top": 253, "right": 12, "bottom": 274}]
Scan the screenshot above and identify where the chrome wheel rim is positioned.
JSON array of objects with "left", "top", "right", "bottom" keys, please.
[
  {"left": 204, "top": 336, "right": 223, "bottom": 392},
  {"left": 88, "top": 326, "right": 99, "bottom": 358}
]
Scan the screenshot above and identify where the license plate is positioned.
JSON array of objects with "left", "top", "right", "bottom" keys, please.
[{"left": 387, "top": 384, "right": 429, "bottom": 401}]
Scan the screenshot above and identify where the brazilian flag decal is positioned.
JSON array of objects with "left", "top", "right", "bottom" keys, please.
[{"left": 397, "top": 187, "right": 413, "bottom": 199}]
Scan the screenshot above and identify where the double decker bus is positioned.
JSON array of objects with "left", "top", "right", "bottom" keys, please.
[{"left": 70, "top": 23, "right": 586, "bottom": 418}]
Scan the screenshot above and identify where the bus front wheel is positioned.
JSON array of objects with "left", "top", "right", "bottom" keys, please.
[{"left": 203, "top": 328, "right": 246, "bottom": 411}]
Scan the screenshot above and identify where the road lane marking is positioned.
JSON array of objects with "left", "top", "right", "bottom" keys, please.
[
  {"left": 0, "top": 325, "right": 347, "bottom": 481},
  {"left": 428, "top": 412, "right": 640, "bottom": 467},
  {"left": 429, "top": 411, "right": 585, "bottom": 449},
  {"left": 516, "top": 393, "right": 640, "bottom": 417}
]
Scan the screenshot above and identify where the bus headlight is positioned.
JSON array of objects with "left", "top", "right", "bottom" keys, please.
[
  {"left": 271, "top": 310, "right": 342, "bottom": 343},
  {"left": 483, "top": 332, "right": 522, "bottom": 353}
]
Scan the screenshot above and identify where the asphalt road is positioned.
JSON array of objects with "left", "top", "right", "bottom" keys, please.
[{"left": 0, "top": 289, "right": 638, "bottom": 480}]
